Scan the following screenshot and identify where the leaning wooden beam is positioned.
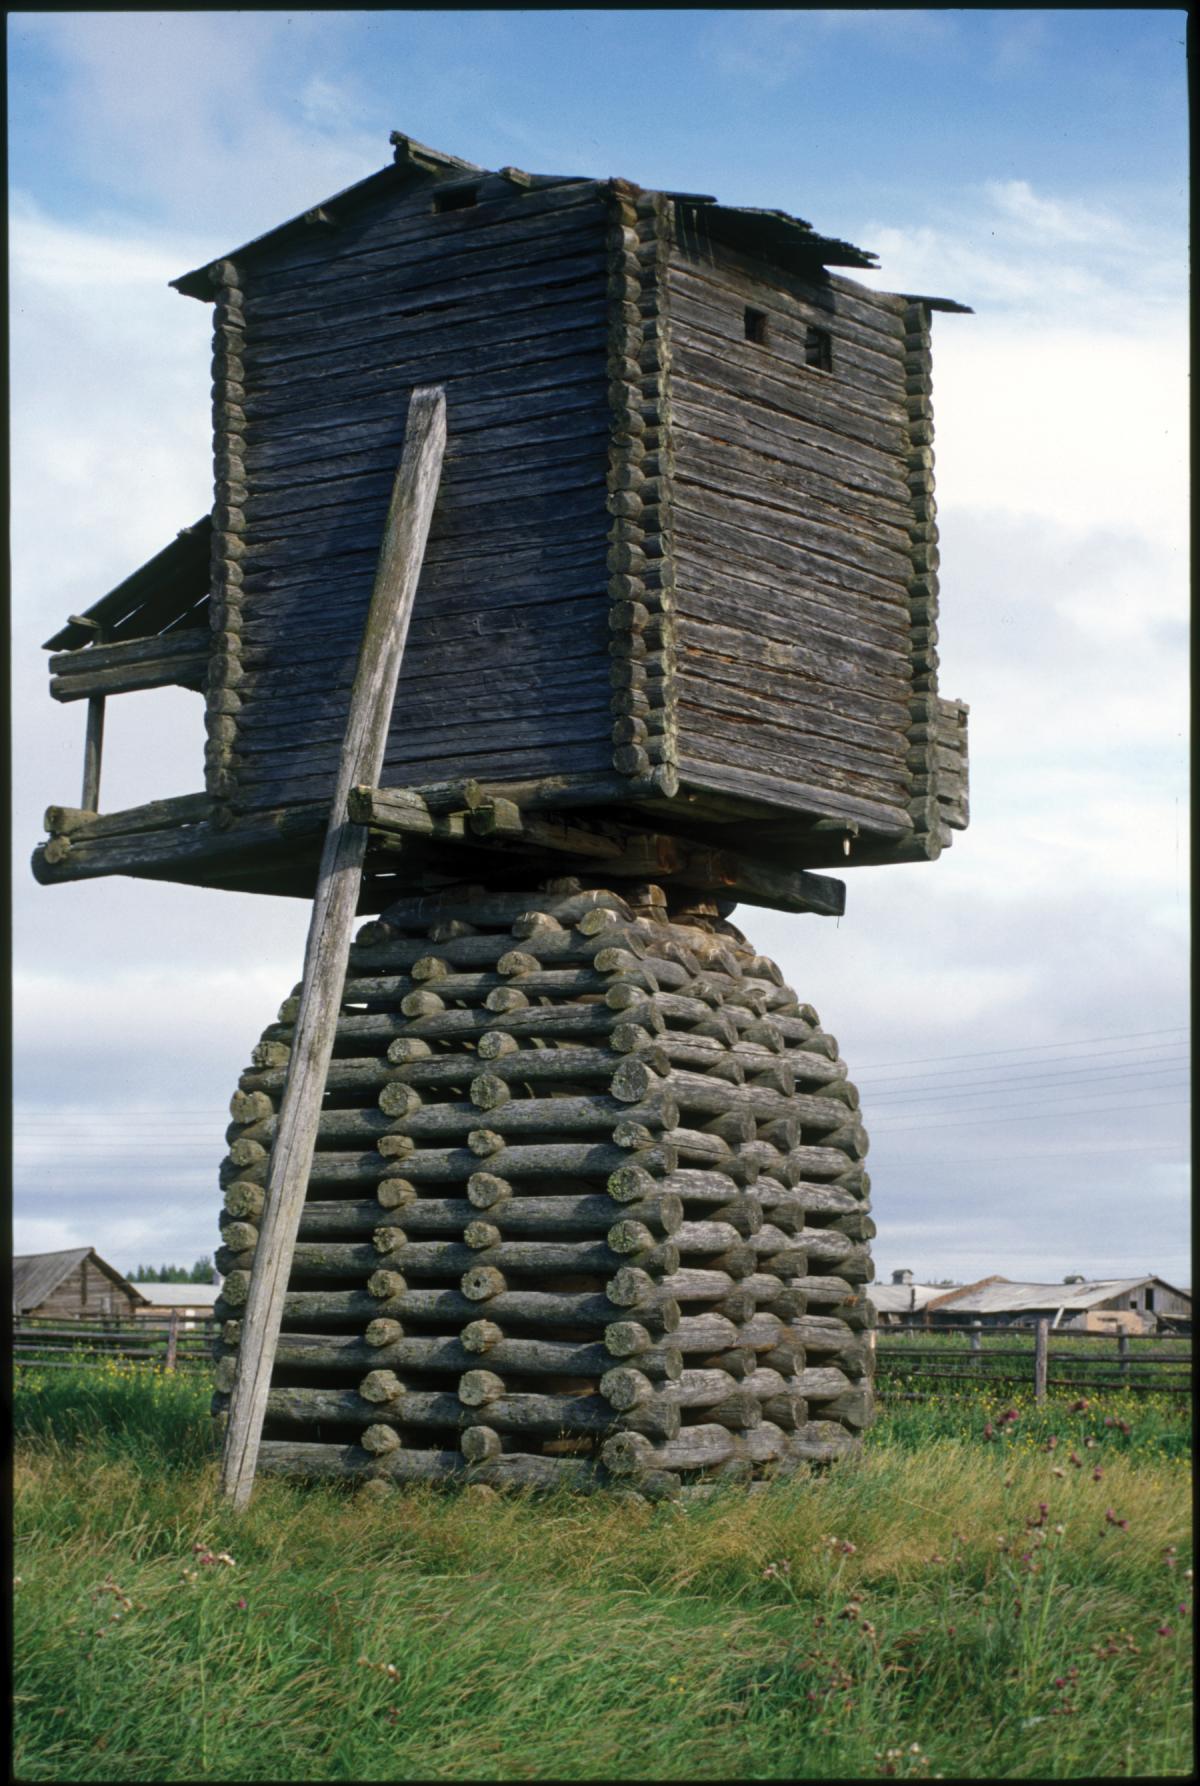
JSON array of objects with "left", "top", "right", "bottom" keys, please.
[{"left": 220, "top": 384, "right": 447, "bottom": 1510}]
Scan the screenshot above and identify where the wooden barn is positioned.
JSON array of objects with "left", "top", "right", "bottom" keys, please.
[
  {"left": 34, "top": 129, "right": 968, "bottom": 912},
  {"left": 13, "top": 1248, "right": 150, "bottom": 1321},
  {"left": 30, "top": 131, "right": 976, "bottom": 1499}
]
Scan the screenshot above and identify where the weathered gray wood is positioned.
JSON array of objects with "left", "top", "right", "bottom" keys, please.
[
  {"left": 221, "top": 384, "right": 447, "bottom": 1509},
  {"left": 44, "top": 792, "right": 213, "bottom": 841},
  {"left": 48, "top": 626, "right": 211, "bottom": 679},
  {"left": 70, "top": 618, "right": 110, "bottom": 811}
]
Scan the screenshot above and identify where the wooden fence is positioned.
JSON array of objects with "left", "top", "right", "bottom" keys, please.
[
  {"left": 874, "top": 1320, "right": 1191, "bottom": 1401},
  {"left": 13, "top": 1313, "right": 215, "bottom": 1371}
]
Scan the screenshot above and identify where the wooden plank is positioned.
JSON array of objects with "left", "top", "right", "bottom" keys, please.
[
  {"left": 667, "top": 290, "right": 908, "bottom": 428},
  {"left": 243, "top": 183, "right": 607, "bottom": 296},
  {"left": 248, "top": 410, "right": 609, "bottom": 492},
  {"left": 244, "top": 393, "right": 607, "bottom": 482},
  {"left": 241, "top": 311, "right": 610, "bottom": 412},
  {"left": 679, "top": 708, "right": 907, "bottom": 810},
  {"left": 669, "top": 438, "right": 913, "bottom": 573},
  {"left": 244, "top": 441, "right": 605, "bottom": 527},
  {"left": 672, "top": 511, "right": 912, "bottom": 634},
  {"left": 245, "top": 273, "right": 606, "bottom": 374},
  {"left": 669, "top": 228, "right": 907, "bottom": 348},
  {"left": 242, "top": 482, "right": 605, "bottom": 561},
  {"left": 44, "top": 791, "right": 212, "bottom": 841},
  {"left": 48, "top": 627, "right": 210, "bottom": 678},
  {"left": 670, "top": 391, "right": 912, "bottom": 517},
  {"left": 676, "top": 578, "right": 910, "bottom": 674},
  {"left": 232, "top": 738, "right": 616, "bottom": 815},
  {"left": 678, "top": 755, "right": 910, "bottom": 834},
  {"left": 50, "top": 652, "right": 209, "bottom": 704},
  {"left": 671, "top": 484, "right": 910, "bottom": 610},
  {"left": 220, "top": 385, "right": 447, "bottom": 1510},
  {"left": 674, "top": 612, "right": 909, "bottom": 703},
  {"left": 671, "top": 341, "right": 907, "bottom": 468},
  {"left": 665, "top": 263, "right": 907, "bottom": 395},
  {"left": 675, "top": 672, "right": 907, "bottom": 771}
]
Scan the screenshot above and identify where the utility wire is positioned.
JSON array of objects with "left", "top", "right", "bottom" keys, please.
[{"left": 857, "top": 1025, "right": 1189, "bottom": 1072}]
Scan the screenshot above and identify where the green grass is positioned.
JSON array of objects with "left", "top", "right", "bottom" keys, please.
[{"left": 12, "top": 1366, "right": 1194, "bottom": 1781}]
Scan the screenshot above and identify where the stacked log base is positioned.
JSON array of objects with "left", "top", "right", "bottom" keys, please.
[{"left": 213, "top": 883, "right": 876, "bottom": 1499}]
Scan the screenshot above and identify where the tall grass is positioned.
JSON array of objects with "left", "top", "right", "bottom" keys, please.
[{"left": 12, "top": 1365, "right": 1193, "bottom": 1781}]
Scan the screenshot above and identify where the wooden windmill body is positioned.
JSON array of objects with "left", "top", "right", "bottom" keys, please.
[{"left": 35, "top": 132, "right": 970, "bottom": 1501}]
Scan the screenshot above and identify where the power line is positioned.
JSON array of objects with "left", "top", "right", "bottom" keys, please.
[
  {"left": 871, "top": 1097, "right": 1189, "bottom": 1134},
  {"left": 864, "top": 1065, "right": 1189, "bottom": 1104},
  {"left": 861, "top": 1046, "right": 1189, "bottom": 1092},
  {"left": 857, "top": 1025, "right": 1189, "bottom": 1073}
]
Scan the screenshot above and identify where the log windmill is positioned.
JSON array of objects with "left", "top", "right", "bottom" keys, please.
[{"left": 35, "top": 130, "right": 970, "bottom": 1504}]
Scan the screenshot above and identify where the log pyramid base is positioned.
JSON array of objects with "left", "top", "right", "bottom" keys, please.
[{"left": 212, "top": 880, "right": 877, "bottom": 1500}]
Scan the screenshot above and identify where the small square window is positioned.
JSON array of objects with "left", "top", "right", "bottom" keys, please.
[
  {"left": 433, "top": 186, "right": 479, "bottom": 214},
  {"left": 805, "top": 325, "right": 833, "bottom": 371},
  {"left": 744, "top": 307, "right": 769, "bottom": 345}
]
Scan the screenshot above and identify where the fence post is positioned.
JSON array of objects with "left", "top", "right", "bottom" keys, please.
[
  {"left": 1034, "top": 1319, "right": 1048, "bottom": 1401},
  {"left": 166, "top": 1309, "right": 179, "bottom": 1372},
  {"left": 1118, "top": 1330, "right": 1130, "bottom": 1383},
  {"left": 969, "top": 1321, "right": 982, "bottom": 1357}
]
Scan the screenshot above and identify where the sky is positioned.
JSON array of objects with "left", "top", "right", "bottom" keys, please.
[{"left": 8, "top": 9, "right": 1189, "bottom": 1289}]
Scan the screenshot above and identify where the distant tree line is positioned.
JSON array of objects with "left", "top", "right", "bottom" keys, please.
[{"left": 128, "top": 1257, "right": 215, "bottom": 1284}]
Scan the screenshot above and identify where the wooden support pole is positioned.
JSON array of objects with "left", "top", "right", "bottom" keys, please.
[
  {"left": 70, "top": 616, "right": 106, "bottom": 811},
  {"left": 166, "top": 1308, "right": 179, "bottom": 1372},
  {"left": 220, "top": 385, "right": 447, "bottom": 1509},
  {"left": 1034, "top": 1318, "right": 1048, "bottom": 1402}
]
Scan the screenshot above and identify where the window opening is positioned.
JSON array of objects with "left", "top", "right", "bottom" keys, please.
[
  {"left": 805, "top": 325, "right": 833, "bottom": 371},
  {"left": 744, "top": 307, "right": 769, "bottom": 345}
]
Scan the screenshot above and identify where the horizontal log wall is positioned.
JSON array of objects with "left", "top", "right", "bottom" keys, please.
[
  {"left": 213, "top": 884, "right": 875, "bottom": 1497},
  {"left": 663, "top": 225, "right": 917, "bottom": 837},
  {"left": 226, "top": 176, "right": 615, "bottom": 813}
]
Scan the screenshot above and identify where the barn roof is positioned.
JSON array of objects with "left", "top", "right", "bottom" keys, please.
[
  {"left": 169, "top": 126, "right": 936, "bottom": 302},
  {"left": 925, "top": 1277, "right": 1188, "bottom": 1316},
  {"left": 13, "top": 1247, "right": 151, "bottom": 1313}
]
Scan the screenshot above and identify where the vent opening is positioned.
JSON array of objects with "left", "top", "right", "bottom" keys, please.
[
  {"left": 744, "top": 307, "right": 769, "bottom": 345},
  {"left": 805, "top": 325, "right": 833, "bottom": 371},
  {"left": 433, "top": 185, "right": 479, "bottom": 214}
]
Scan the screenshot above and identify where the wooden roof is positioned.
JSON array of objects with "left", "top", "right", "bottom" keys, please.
[
  {"left": 13, "top": 1247, "right": 151, "bottom": 1313},
  {"left": 170, "top": 127, "right": 910, "bottom": 304},
  {"left": 43, "top": 518, "right": 212, "bottom": 651}
]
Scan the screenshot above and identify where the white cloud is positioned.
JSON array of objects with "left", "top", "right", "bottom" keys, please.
[
  {"left": 10, "top": 11, "right": 382, "bottom": 242},
  {"left": 984, "top": 178, "right": 1132, "bottom": 248}
]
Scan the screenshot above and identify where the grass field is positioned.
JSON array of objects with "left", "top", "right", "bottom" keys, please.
[{"left": 12, "top": 1364, "right": 1193, "bottom": 1781}]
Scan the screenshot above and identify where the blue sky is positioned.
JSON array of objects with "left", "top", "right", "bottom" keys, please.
[{"left": 9, "top": 9, "right": 1189, "bottom": 1286}]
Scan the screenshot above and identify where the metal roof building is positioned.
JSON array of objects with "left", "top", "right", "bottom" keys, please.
[{"left": 922, "top": 1276, "right": 1189, "bottom": 1333}]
